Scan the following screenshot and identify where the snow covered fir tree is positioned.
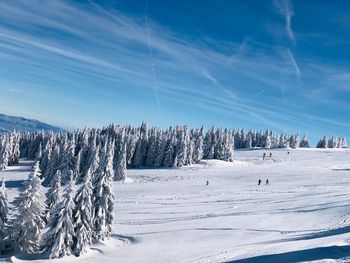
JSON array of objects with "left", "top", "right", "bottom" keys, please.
[
  {"left": 15, "top": 162, "right": 45, "bottom": 253},
  {"left": 43, "top": 180, "right": 75, "bottom": 258},
  {"left": 0, "top": 176, "right": 10, "bottom": 254},
  {"left": 0, "top": 122, "right": 348, "bottom": 259},
  {"left": 73, "top": 168, "right": 94, "bottom": 256}
]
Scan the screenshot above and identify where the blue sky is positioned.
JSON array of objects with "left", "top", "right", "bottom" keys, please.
[{"left": 0, "top": 0, "right": 349, "bottom": 143}]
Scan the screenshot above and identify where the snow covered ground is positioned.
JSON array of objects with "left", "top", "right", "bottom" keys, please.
[{"left": 2, "top": 148, "right": 350, "bottom": 263}]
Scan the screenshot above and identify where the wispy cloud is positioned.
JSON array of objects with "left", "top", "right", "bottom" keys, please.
[
  {"left": 273, "top": 0, "right": 296, "bottom": 44},
  {"left": 9, "top": 88, "right": 23, "bottom": 93},
  {"left": 0, "top": 0, "right": 348, "bottom": 139}
]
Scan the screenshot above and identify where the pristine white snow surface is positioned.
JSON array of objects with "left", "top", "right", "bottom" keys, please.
[{"left": 2, "top": 148, "right": 350, "bottom": 263}]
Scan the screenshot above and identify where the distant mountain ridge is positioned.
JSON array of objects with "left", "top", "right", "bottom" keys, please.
[{"left": 0, "top": 113, "right": 62, "bottom": 133}]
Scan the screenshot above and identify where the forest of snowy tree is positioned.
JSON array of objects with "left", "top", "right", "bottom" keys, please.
[
  {"left": 233, "top": 130, "right": 347, "bottom": 149},
  {"left": 0, "top": 122, "right": 347, "bottom": 259},
  {"left": 316, "top": 135, "right": 347, "bottom": 149}
]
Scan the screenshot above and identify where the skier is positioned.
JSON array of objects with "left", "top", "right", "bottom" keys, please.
[
  {"left": 269, "top": 153, "right": 272, "bottom": 158},
  {"left": 263, "top": 153, "right": 266, "bottom": 160},
  {"left": 258, "top": 179, "right": 261, "bottom": 186},
  {"left": 287, "top": 151, "right": 290, "bottom": 155},
  {"left": 265, "top": 179, "right": 269, "bottom": 185},
  {"left": 206, "top": 180, "right": 209, "bottom": 186}
]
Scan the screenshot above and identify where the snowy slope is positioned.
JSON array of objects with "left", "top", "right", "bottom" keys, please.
[
  {"left": 2, "top": 148, "right": 350, "bottom": 262},
  {"left": 0, "top": 113, "right": 62, "bottom": 133}
]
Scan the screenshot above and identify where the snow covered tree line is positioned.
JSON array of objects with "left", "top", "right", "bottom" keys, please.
[
  {"left": 0, "top": 141, "right": 116, "bottom": 258},
  {"left": 123, "top": 123, "right": 234, "bottom": 168},
  {"left": 0, "top": 132, "right": 20, "bottom": 170},
  {"left": 1, "top": 122, "right": 235, "bottom": 176},
  {"left": 1, "top": 124, "right": 348, "bottom": 175},
  {"left": 1, "top": 125, "right": 348, "bottom": 176},
  {"left": 233, "top": 129, "right": 310, "bottom": 149},
  {"left": 316, "top": 136, "right": 347, "bottom": 149},
  {"left": 233, "top": 130, "right": 348, "bottom": 149}
]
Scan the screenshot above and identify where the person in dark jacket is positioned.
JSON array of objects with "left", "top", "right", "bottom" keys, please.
[
  {"left": 258, "top": 179, "right": 262, "bottom": 186},
  {"left": 265, "top": 179, "right": 269, "bottom": 185}
]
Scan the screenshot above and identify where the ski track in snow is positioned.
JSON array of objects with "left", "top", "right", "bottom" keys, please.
[{"left": 2, "top": 149, "right": 350, "bottom": 262}]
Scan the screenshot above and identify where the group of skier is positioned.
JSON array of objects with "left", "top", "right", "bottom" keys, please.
[
  {"left": 206, "top": 179, "right": 269, "bottom": 186},
  {"left": 258, "top": 178, "right": 269, "bottom": 186},
  {"left": 260, "top": 150, "right": 291, "bottom": 185},
  {"left": 263, "top": 151, "right": 290, "bottom": 160},
  {"left": 206, "top": 150, "right": 294, "bottom": 186},
  {"left": 262, "top": 152, "right": 273, "bottom": 160}
]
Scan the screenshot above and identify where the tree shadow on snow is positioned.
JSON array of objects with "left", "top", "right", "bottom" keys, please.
[
  {"left": 4, "top": 180, "right": 25, "bottom": 188},
  {"left": 111, "top": 234, "right": 139, "bottom": 244},
  {"left": 227, "top": 245, "right": 350, "bottom": 263},
  {"left": 3, "top": 168, "right": 33, "bottom": 173},
  {"left": 0, "top": 252, "right": 49, "bottom": 262},
  {"left": 285, "top": 225, "right": 350, "bottom": 242},
  {"left": 12, "top": 253, "right": 50, "bottom": 261},
  {"left": 0, "top": 255, "right": 11, "bottom": 262}
]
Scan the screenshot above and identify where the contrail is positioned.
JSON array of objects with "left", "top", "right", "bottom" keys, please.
[
  {"left": 287, "top": 48, "right": 301, "bottom": 78},
  {"left": 249, "top": 89, "right": 265, "bottom": 102},
  {"left": 145, "top": 0, "right": 161, "bottom": 111}
]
